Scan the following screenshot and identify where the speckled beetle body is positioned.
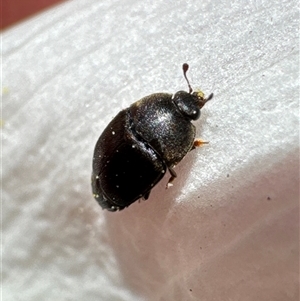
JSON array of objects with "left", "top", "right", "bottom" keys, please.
[{"left": 92, "top": 64, "right": 213, "bottom": 211}]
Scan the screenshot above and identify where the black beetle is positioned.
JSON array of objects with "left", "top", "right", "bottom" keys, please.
[{"left": 92, "top": 64, "right": 213, "bottom": 211}]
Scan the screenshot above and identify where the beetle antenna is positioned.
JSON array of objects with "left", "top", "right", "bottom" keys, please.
[
  {"left": 182, "top": 63, "right": 193, "bottom": 94},
  {"left": 206, "top": 93, "right": 214, "bottom": 102}
]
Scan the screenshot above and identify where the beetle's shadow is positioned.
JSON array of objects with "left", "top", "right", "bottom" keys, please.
[{"left": 97, "top": 141, "right": 299, "bottom": 300}]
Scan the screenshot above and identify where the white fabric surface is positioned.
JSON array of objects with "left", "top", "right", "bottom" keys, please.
[{"left": 2, "top": 0, "right": 299, "bottom": 300}]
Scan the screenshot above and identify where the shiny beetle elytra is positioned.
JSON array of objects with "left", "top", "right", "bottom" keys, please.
[{"left": 92, "top": 64, "right": 213, "bottom": 211}]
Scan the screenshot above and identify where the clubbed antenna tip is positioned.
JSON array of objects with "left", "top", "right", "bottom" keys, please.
[{"left": 182, "top": 63, "right": 193, "bottom": 94}]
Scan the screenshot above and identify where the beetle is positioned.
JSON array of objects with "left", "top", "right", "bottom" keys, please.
[{"left": 92, "top": 63, "right": 213, "bottom": 211}]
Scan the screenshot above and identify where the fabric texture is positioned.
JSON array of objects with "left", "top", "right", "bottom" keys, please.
[{"left": 3, "top": 0, "right": 299, "bottom": 300}]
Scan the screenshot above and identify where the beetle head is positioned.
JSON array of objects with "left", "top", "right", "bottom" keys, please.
[{"left": 172, "top": 64, "right": 213, "bottom": 120}]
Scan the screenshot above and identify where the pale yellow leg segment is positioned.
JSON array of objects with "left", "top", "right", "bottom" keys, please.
[{"left": 192, "top": 139, "right": 209, "bottom": 149}]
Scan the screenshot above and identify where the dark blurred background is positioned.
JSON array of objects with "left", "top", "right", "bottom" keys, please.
[{"left": 1, "top": 0, "right": 66, "bottom": 30}]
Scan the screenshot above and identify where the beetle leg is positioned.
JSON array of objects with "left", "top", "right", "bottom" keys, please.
[
  {"left": 166, "top": 167, "right": 177, "bottom": 188},
  {"left": 191, "top": 139, "right": 209, "bottom": 150},
  {"left": 143, "top": 190, "right": 151, "bottom": 200}
]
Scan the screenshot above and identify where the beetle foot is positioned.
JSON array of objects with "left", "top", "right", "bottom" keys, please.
[{"left": 166, "top": 167, "right": 177, "bottom": 189}]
